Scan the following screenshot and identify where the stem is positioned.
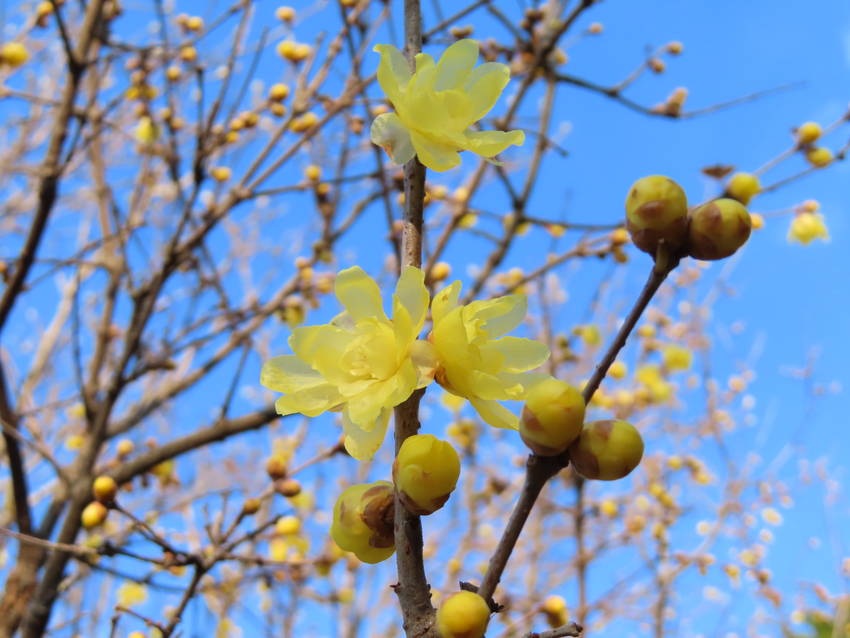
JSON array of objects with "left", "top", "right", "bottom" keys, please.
[
  {"left": 392, "top": 2, "right": 435, "bottom": 637},
  {"left": 477, "top": 259, "right": 676, "bottom": 607}
]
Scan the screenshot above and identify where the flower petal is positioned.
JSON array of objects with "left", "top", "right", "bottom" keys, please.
[
  {"left": 395, "top": 266, "right": 429, "bottom": 332},
  {"left": 410, "top": 130, "right": 461, "bottom": 172},
  {"left": 479, "top": 336, "right": 550, "bottom": 372},
  {"left": 434, "top": 39, "right": 479, "bottom": 91},
  {"left": 374, "top": 44, "right": 411, "bottom": 105},
  {"left": 260, "top": 355, "right": 323, "bottom": 393},
  {"left": 462, "top": 129, "right": 525, "bottom": 158},
  {"left": 371, "top": 112, "right": 416, "bottom": 165},
  {"left": 464, "top": 294, "right": 526, "bottom": 338},
  {"left": 463, "top": 62, "right": 511, "bottom": 122},
  {"left": 432, "top": 280, "right": 462, "bottom": 325},
  {"left": 410, "top": 340, "right": 437, "bottom": 388},
  {"left": 334, "top": 266, "right": 386, "bottom": 322},
  {"left": 469, "top": 397, "right": 519, "bottom": 430},
  {"left": 342, "top": 407, "right": 391, "bottom": 461},
  {"left": 274, "top": 384, "right": 342, "bottom": 417}
]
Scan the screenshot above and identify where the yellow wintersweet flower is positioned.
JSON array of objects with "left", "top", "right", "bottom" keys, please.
[
  {"left": 261, "top": 266, "right": 435, "bottom": 460},
  {"left": 370, "top": 39, "right": 525, "bottom": 172},
  {"left": 430, "top": 281, "right": 549, "bottom": 429},
  {"left": 787, "top": 212, "right": 829, "bottom": 245}
]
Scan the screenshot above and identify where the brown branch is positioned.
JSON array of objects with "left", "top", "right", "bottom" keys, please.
[
  {"left": 392, "top": 3, "right": 437, "bottom": 638},
  {"left": 476, "top": 257, "right": 676, "bottom": 608},
  {"left": 524, "top": 623, "right": 583, "bottom": 638}
]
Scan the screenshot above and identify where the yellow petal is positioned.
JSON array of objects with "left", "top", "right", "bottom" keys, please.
[
  {"left": 434, "top": 39, "right": 479, "bottom": 91},
  {"left": 410, "top": 340, "right": 438, "bottom": 388},
  {"left": 479, "top": 337, "right": 549, "bottom": 372},
  {"left": 342, "top": 408, "right": 391, "bottom": 460},
  {"left": 409, "top": 130, "right": 461, "bottom": 172},
  {"left": 432, "top": 281, "right": 462, "bottom": 325},
  {"left": 260, "top": 355, "right": 323, "bottom": 393},
  {"left": 463, "top": 62, "right": 511, "bottom": 122},
  {"left": 274, "top": 384, "right": 342, "bottom": 417},
  {"left": 469, "top": 398, "right": 519, "bottom": 430},
  {"left": 394, "top": 266, "right": 429, "bottom": 332},
  {"left": 334, "top": 266, "right": 386, "bottom": 322},
  {"left": 462, "top": 129, "right": 525, "bottom": 158},
  {"left": 289, "top": 325, "right": 359, "bottom": 385},
  {"left": 371, "top": 112, "right": 416, "bottom": 165},
  {"left": 374, "top": 44, "right": 411, "bottom": 105},
  {"left": 464, "top": 294, "right": 526, "bottom": 339}
]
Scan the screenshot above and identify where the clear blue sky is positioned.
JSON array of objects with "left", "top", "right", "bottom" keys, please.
[{"left": 1, "top": 0, "right": 848, "bottom": 636}]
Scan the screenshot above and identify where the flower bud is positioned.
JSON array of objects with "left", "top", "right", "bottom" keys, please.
[
  {"left": 330, "top": 482, "right": 395, "bottom": 564},
  {"left": 436, "top": 591, "right": 490, "bottom": 638},
  {"left": 795, "top": 121, "right": 822, "bottom": 145},
  {"left": 568, "top": 419, "right": 644, "bottom": 481},
  {"left": 0, "top": 42, "right": 29, "bottom": 68},
  {"left": 520, "top": 378, "right": 585, "bottom": 456},
  {"left": 625, "top": 175, "right": 689, "bottom": 256},
  {"left": 805, "top": 147, "right": 833, "bottom": 167},
  {"left": 687, "top": 198, "right": 751, "bottom": 260},
  {"left": 242, "top": 498, "right": 261, "bottom": 515},
  {"left": 81, "top": 501, "right": 108, "bottom": 529},
  {"left": 92, "top": 476, "right": 118, "bottom": 503},
  {"left": 275, "top": 478, "right": 302, "bottom": 497},
  {"left": 393, "top": 434, "right": 460, "bottom": 515},
  {"left": 725, "top": 172, "right": 761, "bottom": 205}
]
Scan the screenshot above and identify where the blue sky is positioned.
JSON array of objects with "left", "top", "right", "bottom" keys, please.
[{"left": 1, "top": 0, "right": 849, "bottom": 636}]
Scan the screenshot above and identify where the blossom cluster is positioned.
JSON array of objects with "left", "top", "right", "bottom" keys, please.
[{"left": 260, "top": 266, "right": 547, "bottom": 461}]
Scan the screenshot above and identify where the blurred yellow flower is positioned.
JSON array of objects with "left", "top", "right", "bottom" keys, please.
[
  {"left": 430, "top": 281, "right": 548, "bottom": 429},
  {"left": 117, "top": 582, "right": 148, "bottom": 607},
  {"left": 370, "top": 39, "right": 524, "bottom": 172},
  {"left": 261, "top": 266, "right": 435, "bottom": 460},
  {"left": 788, "top": 212, "right": 829, "bottom": 244}
]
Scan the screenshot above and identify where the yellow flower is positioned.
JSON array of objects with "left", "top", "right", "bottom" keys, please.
[
  {"left": 430, "top": 281, "right": 549, "bottom": 429},
  {"left": 370, "top": 39, "right": 524, "bottom": 172},
  {"left": 117, "top": 582, "right": 148, "bottom": 607},
  {"left": 261, "top": 266, "right": 435, "bottom": 460},
  {"left": 788, "top": 212, "right": 829, "bottom": 244}
]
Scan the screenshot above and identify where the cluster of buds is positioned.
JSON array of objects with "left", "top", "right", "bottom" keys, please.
[
  {"left": 518, "top": 378, "right": 644, "bottom": 481},
  {"left": 625, "top": 175, "right": 752, "bottom": 262}
]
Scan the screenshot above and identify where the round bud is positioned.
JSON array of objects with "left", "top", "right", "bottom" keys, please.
[
  {"left": 0, "top": 42, "right": 29, "bottom": 68},
  {"left": 436, "top": 591, "right": 490, "bottom": 638},
  {"left": 687, "top": 198, "right": 751, "bottom": 260},
  {"left": 116, "top": 438, "right": 134, "bottom": 457},
  {"left": 269, "top": 83, "right": 290, "bottom": 102},
  {"left": 242, "top": 498, "right": 261, "bottom": 515},
  {"left": 520, "top": 378, "right": 585, "bottom": 456},
  {"left": 92, "top": 476, "right": 118, "bottom": 503},
  {"left": 211, "top": 166, "right": 231, "bottom": 182},
  {"left": 275, "top": 478, "right": 302, "bottom": 497},
  {"left": 392, "top": 435, "right": 460, "bottom": 515},
  {"left": 568, "top": 419, "right": 644, "bottom": 481},
  {"left": 276, "top": 515, "right": 301, "bottom": 536},
  {"left": 805, "top": 147, "right": 833, "bottom": 168},
  {"left": 624, "top": 175, "right": 689, "bottom": 256},
  {"left": 795, "top": 121, "right": 822, "bottom": 145},
  {"left": 725, "top": 172, "right": 761, "bottom": 205},
  {"left": 330, "top": 482, "right": 395, "bottom": 564},
  {"left": 266, "top": 454, "right": 287, "bottom": 480},
  {"left": 81, "top": 501, "right": 108, "bottom": 529}
]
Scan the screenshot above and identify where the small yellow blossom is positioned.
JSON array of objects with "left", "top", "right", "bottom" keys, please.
[
  {"left": 371, "top": 40, "right": 524, "bottom": 172},
  {"left": 429, "top": 280, "right": 549, "bottom": 429},
  {"left": 261, "top": 266, "right": 435, "bottom": 460},
  {"left": 761, "top": 507, "right": 783, "bottom": 526},
  {"left": 117, "top": 582, "right": 149, "bottom": 607},
  {"left": 662, "top": 344, "right": 692, "bottom": 371},
  {"left": 0, "top": 42, "right": 29, "bottom": 68},
  {"left": 788, "top": 212, "right": 829, "bottom": 244}
]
